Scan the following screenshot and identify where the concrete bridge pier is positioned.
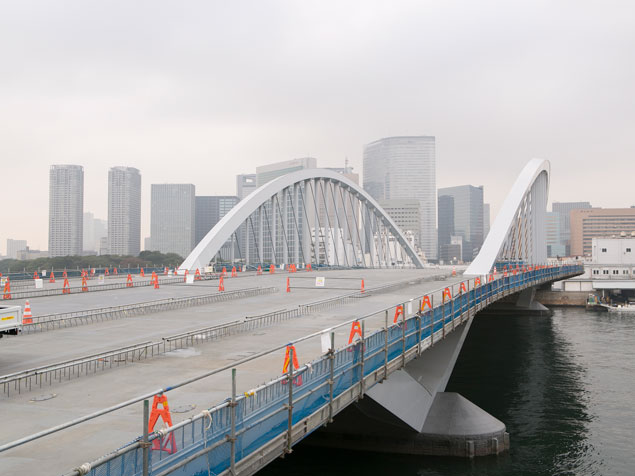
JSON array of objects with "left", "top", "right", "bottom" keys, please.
[
  {"left": 308, "top": 318, "right": 510, "bottom": 457},
  {"left": 482, "top": 286, "right": 552, "bottom": 317}
]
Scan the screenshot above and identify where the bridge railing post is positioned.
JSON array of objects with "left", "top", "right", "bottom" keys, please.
[
  {"left": 384, "top": 310, "right": 389, "bottom": 379},
  {"left": 430, "top": 295, "right": 435, "bottom": 346},
  {"left": 142, "top": 399, "right": 149, "bottom": 476},
  {"left": 328, "top": 332, "right": 335, "bottom": 423},
  {"left": 401, "top": 302, "right": 406, "bottom": 369},
  {"left": 417, "top": 300, "right": 422, "bottom": 356},
  {"left": 360, "top": 321, "right": 365, "bottom": 398},
  {"left": 451, "top": 285, "right": 456, "bottom": 331},
  {"left": 286, "top": 351, "right": 294, "bottom": 454},
  {"left": 230, "top": 368, "right": 237, "bottom": 473}
]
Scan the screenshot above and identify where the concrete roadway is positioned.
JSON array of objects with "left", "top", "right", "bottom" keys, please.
[{"left": 0, "top": 268, "right": 464, "bottom": 476}]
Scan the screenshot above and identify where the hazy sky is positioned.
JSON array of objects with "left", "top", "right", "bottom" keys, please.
[{"left": 1, "top": 0, "right": 634, "bottom": 254}]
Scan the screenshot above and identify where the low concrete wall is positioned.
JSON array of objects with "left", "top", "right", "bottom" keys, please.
[{"left": 535, "top": 290, "right": 588, "bottom": 306}]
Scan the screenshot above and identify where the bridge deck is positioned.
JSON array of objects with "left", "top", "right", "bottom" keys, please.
[{"left": 0, "top": 268, "right": 459, "bottom": 476}]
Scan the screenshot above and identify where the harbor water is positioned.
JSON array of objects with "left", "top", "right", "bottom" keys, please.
[{"left": 260, "top": 307, "right": 635, "bottom": 475}]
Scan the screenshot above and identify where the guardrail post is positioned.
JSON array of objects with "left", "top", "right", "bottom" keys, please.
[
  {"left": 142, "top": 399, "right": 149, "bottom": 476},
  {"left": 230, "top": 368, "right": 237, "bottom": 474},
  {"left": 328, "top": 332, "right": 335, "bottom": 423},
  {"left": 360, "top": 321, "right": 365, "bottom": 398},
  {"left": 451, "top": 285, "right": 456, "bottom": 331},
  {"left": 384, "top": 310, "right": 389, "bottom": 380},
  {"left": 401, "top": 302, "right": 406, "bottom": 368},
  {"left": 417, "top": 300, "right": 422, "bottom": 356},
  {"left": 286, "top": 348, "right": 294, "bottom": 454},
  {"left": 430, "top": 295, "right": 435, "bottom": 346}
]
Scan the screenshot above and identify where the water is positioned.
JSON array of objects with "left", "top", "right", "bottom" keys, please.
[{"left": 260, "top": 308, "right": 635, "bottom": 475}]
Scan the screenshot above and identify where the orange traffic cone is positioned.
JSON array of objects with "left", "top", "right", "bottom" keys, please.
[
  {"left": 306, "top": 263, "right": 312, "bottom": 271},
  {"left": 282, "top": 345, "right": 302, "bottom": 386},
  {"left": 49, "top": 271, "right": 55, "bottom": 283},
  {"left": 2, "top": 279, "right": 10, "bottom": 300},
  {"left": 361, "top": 279, "right": 365, "bottom": 293},
  {"left": 231, "top": 266, "right": 237, "bottom": 277},
  {"left": 33, "top": 271, "right": 39, "bottom": 280},
  {"left": 126, "top": 274, "right": 133, "bottom": 287},
  {"left": 221, "top": 267, "right": 227, "bottom": 277},
  {"left": 148, "top": 394, "right": 177, "bottom": 454},
  {"left": 63, "top": 270, "right": 68, "bottom": 278},
  {"left": 62, "top": 278, "right": 70, "bottom": 294},
  {"left": 348, "top": 321, "right": 362, "bottom": 344},
  {"left": 257, "top": 265, "right": 262, "bottom": 275},
  {"left": 194, "top": 269, "right": 201, "bottom": 281},
  {"left": 286, "top": 277, "right": 290, "bottom": 293},
  {"left": 154, "top": 279, "right": 160, "bottom": 289},
  {"left": 393, "top": 305, "right": 403, "bottom": 323},
  {"left": 218, "top": 275, "right": 225, "bottom": 292},
  {"left": 269, "top": 264, "right": 275, "bottom": 274},
  {"left": 105, "top": 268, "right": 110, "bottom": 276},
  {"left": 81, "top": 276, "right": 88, "bottom": 292},
  {"left": 113, "top": 267, "right": 118, "bottom": 275},
  {"left": 164, "top": 267, "right": 168, "bottom": 276},
  {"left": 452, "top": 266, "right": 457, "bottom": 277},
  {"left": 140, "top": 268, "right": 145, "bottom": 277},
  {"left": 23, "top": 300, "right": 33, "bottom": 324}
]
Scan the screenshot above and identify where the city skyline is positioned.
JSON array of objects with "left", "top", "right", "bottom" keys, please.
[{"left": 2, "top": 2, "right": 635, "bottom": 253}]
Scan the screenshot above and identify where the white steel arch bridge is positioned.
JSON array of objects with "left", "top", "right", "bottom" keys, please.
[
  {"left": 181, "top": 159, "right": 551, "bottom": 274},
  {"left": 180, "top": 169, "right": 425, "bottom": 272}
]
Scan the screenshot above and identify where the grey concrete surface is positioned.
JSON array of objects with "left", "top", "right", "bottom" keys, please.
[{"left": 0, "top": 268, "right": 463, "bottom": 476}]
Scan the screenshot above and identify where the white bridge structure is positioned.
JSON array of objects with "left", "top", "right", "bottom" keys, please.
[
  {"left": 181, "top": 169, "right": 424, "bottom": 271},
  {"left": 182, "top": 159, "right": 551, "bottom": 274}
]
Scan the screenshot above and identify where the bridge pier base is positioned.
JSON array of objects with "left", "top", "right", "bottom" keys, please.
[
  {"left": 482, "top": 286, "right": 552, "bottom": 317},
  {"left": 306, "top": 392, "right": 509, "bottom": 457},
  {"left": 306, "top": 318, "right": 509, "bottom": 457}
]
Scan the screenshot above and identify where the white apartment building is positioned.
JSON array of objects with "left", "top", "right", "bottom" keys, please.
[{"left": 49, "top": 164, "right": 84, "bottom": 257}]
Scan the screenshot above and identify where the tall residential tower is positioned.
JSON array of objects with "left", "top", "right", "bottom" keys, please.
[
  {"left": 363, "top": 136, "right": 437, "bottom": 260},
  {"left": 150, "top": 184, "right": 195, "bottom": 259},
  {"left": 49, "top": 164, "right": 84, "bottom": 257},
  {"left": 108, "top": 167, "right": 141, "bottom": 256}
]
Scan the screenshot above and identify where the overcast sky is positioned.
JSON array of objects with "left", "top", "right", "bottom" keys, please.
[{"left": 1, "top": 0, "right": 634, "bottom": 254}]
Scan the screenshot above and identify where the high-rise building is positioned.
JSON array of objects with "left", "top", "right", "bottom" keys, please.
[
  {"left": 546, "top": 212, "right": 566, "bottom": 257},
  {"left": 236, "top": 174, "right": 257, "bottom": 199},
  {"left": 437, "top": 195, "right": 455, "bottom": 250},
  {"left": 437, "top": 185, "right": 484, "bottom": 262},
  {"left": 195, "top": 196, "right": 239, "bottom": 244},
  {"left": 552, "top": 202, "right": 592, "bottom": 255},
  {"left": 256, "top": 157, "right": 317, "bottom": 186},
  {"left": 150, "top": 184, "right": 195, "bottom": 259},
  {"left": 6, "top": 239, "right": 27, "bottom": 259},
  {"left": 108, "top": 167, "right": 141, "bottom": 256},
  {"left": 570, "top": 208, "right": 635, "bottom": 257},
  {"left": 83, "top": 212, "right": 107, "bottom": 254},
  {"left": 49, "top": 164, "right": 84, "bottom": 257},
  {"left": 363, "top": 136, "right": 437, "bottom": 260},
  {"left": 483, "top": 203, "right": 491, "bottom": 239},
  {"left": 377, "top": 199, "right": 421, "bottom": 240}
]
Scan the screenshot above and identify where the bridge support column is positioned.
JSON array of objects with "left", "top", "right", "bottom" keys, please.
[
  {"left": 482, "top": 286, "right": 552, "bottom": 317},
  {"left": 307, "top": 318, "right": 510, "bottom": 457}
]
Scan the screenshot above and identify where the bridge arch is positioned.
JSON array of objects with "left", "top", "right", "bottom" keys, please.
[
  {"left": 466, "top": 158, "right": 550, "bottom": 275},
  {"left": 180, "top": 169, "right": 424, "bottom": 271}
]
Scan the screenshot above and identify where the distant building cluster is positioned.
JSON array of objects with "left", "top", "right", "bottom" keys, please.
[{"left": 7, "top": 135, "right": 633, "bottom": 265}]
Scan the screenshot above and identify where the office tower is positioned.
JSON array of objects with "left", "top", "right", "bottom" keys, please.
[
  {"left": 6, "top": 239, "right": 27, "bottom": 259},
  {"left": 483, "top": 203, "right": 491, "bottom": 239},
  {"left": 437, "top": 185, "right": 484, "bottom": 262},
  {"left": 49, "top": 164, "right": 84, "bottom": 257},
  {"left": 378, "top": 199, "right": 421, "bottom": 240},
  {"left": 195, "top": 196, "right": 240, "bottom": 260},
  {"left": 256, "top": 157, "right": 317, "bottom": 186},
  {"left": 437, "top": 195, "right": 455, "bottom": 263},
  {"left": 552, "top": 202, "right": 592, "bottom": 255},
  {"left": 363, "top": 136, "right": 437, "bottom": 260},
  {"left": 83, "top": 212, "right": 107, "bottom": 254},
  {"left": 236, "top": 174, "right": 257, "bottom": 200},
  {"left": 108, "top": 167, "right": 141, "bottom": 256},
  {"left": 570, "top": 208, "right": 635, "bottom": 256},
  {"left": 150, "top": 184, "right": 195, "bottom": 259},
  {"left": 546, "top": 212, "right": 566, "bottom": 257}
]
